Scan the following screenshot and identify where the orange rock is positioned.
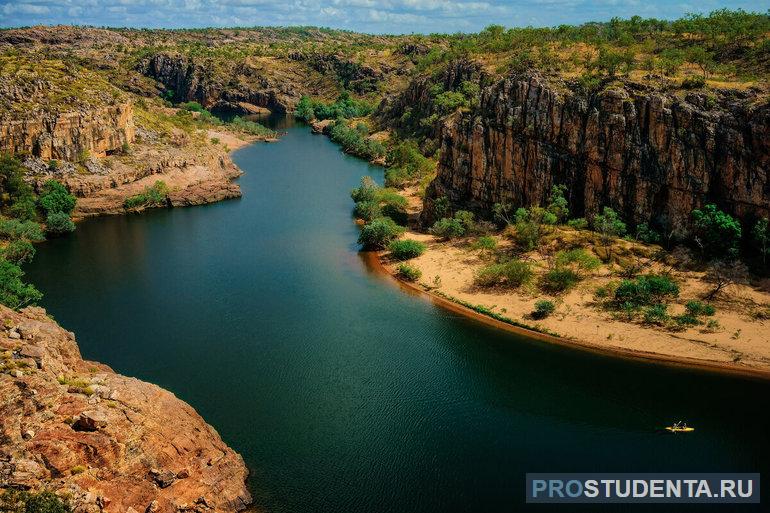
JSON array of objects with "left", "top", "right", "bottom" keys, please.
[{"left": 0, "top": 305, "right": 252, "bottom": 513}]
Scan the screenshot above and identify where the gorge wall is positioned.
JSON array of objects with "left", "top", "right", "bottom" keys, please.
[
  {"left": 422, "top": 71, "right": 770, "bottom": 229},
  {"left": 0, "top": 103, "right": 135, "bottom": 161},
  {"left": 139, "top": 53, "right": 296, "bottom": 114},
  {"left": 0, "top": 305, "right": 252, "bottom": 513}
]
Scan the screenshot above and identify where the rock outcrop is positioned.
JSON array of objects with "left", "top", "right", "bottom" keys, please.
[
  {"left": 0, "top": 305, "right": 252, "bottom": 513},
  {"left": 0, "top": 103, "right": 135, "bottom": 161},
  {"left": 422, "top": 71, "right": 770, "bottom": 228},
  {"left": 139, "top": 53, "right": 295, "bottom": 114}
]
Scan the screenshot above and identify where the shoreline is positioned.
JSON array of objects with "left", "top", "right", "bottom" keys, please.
[{"left": 363, "top": 252, "right": 770, "bottom": 382}]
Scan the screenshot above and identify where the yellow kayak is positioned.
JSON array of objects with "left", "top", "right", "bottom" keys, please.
[{"left": 666, "top": 426, "right": 695, "bottom": 433}]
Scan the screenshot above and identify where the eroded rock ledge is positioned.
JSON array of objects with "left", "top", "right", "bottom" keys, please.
[{"left": 0, "top": 305, "right": 252, "bottom": 513}]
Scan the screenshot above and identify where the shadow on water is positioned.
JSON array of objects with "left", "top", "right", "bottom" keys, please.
[{"left": 24, "top": 120, "right": 770, "bottom": 513}]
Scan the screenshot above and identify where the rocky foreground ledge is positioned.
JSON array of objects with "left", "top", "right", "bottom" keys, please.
[{"left": 0, "top": 305, "right": 252, "bottom": 513}]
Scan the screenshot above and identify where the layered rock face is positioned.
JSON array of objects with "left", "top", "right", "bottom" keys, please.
[
  {"left": 424, "top": 72, "right": 770, "bottom": 228},
  {"left": 139, "top": 53, "right": 294, "bottom": 114},
  {"left": 0, "top": 305, "right": 252, "bottom": 513},
  {"left": 0, "top": 103, "right": 135, "bottom": 161}
]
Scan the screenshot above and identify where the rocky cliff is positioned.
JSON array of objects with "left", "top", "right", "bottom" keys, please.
[
  {"left": 0, "top": 305, "right": 252, "bottom": 513},
  {"left": 0, "top": 103, "right": 135, "bottom": 161},
  {"left": 139, "top": 53, "right": 297, "bottom": 114},
  {"left": 423, "top": 71, "right": 770, "bottom": 229}
]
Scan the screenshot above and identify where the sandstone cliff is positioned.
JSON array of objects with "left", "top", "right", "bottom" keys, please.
[
  {"left": 139, "top": 53, "right": 299, "bottom": 115},
  {"left": 0, "top": 103, "right": 135, "bottom": 161},
  {"left": 0, "top": 305, "right": 252, "bottom": 513},
  {"left": 422, "top": 70, "right": 770, "bottom": 229}
]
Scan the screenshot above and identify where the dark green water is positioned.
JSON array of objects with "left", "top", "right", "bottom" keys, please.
[{"left": 25, "top": 120, "right": 770, "bottom": 513}]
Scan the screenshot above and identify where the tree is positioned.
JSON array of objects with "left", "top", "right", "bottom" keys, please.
[
  {"left": 593, "top": 46, "right": 635, "bottom": 77},
  {"left": 704, "top": 259, "right": 749, "bottom": 300},
  {"left": 685, "top": 46, "right": 715, "bottom": 77},
  {"left": 45, "top": 211, "right": 75, "bottom": 235},
  {"left": 635, "top": 222, "right": 661, "bottom": 244},
  {"left": 351, "top": 176, "right": 378, "bottom": 203},
  {"left": 492, "top": 201, "right": 515, "bottom": 226},
  {"left": 0, "top": 259, "right": 43, "bottom": 309},
  {"left": 1, "top": 239, "right": 35, "bottom": 264},
  {"left": 295, "top": 96, "right": 316, "bottom": 121},
  {"left": 691, "top": 204, "right": 741, "bottom": 259},
  {"left": 752, "top": 218, "right": 769, "bottom": 267},
  {"left": 546, "top": 184, "right": 569, "bottom": 223},
  {"left": 0, "top": 218, "right": 45, "bottom": 242},
  {"left": 0, "top": 153, "right": 37, "bottom": 221},
  {"left": 39, "top": 180, "right": 76, "bottom": 215},
  {"left": 593, "top": 207, "right": 627, "bottom": 243}
]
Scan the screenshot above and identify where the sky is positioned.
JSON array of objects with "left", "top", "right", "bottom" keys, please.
[{"left": 0, "top": 0, "right": 768, "bottom": 34}]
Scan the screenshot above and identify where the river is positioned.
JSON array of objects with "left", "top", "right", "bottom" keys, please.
[{"left": 25, "top": 119, "right": 770, "bottom": 513}]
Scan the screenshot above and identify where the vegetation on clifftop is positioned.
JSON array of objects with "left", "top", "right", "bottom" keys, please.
[{"left": 0, "top": 154, "right": 77, "bottom": 309}]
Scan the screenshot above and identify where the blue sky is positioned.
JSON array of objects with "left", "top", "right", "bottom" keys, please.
[{"left": 1, "top": 0, "right": 768, "bottom": 34}]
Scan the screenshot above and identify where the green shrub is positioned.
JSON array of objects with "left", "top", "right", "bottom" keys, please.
[
  {"left": 613, "top": 274, "right": 679, "bottom": 308},
  {"left": 685, "top": 300, "right": 716, "bottom": 317},
  {"left": 532, "top": 299, "right": 556, "bottom": 319},
  {"left": 554, "top": 248, "right": 601, "bottom": 273},
  {"left": 470, "top": 235, "right": 497, "bottom": 255},
  {"left": 179, "top": 101, "right": 205, "bottom": 112},
  {"left": 351, "top": 176, "right": 378, "bottom": 203},
  {"left": 39, "top": 180, "right": 76, "bottom": 215},
  {"left": 507, "top": 207, "right": 555, "bottom": 250},
  {"left": 45, "top": 212, "right": 75, "bottom": 234},
  {"left": 593, "top": 207, "right": 627, "bottom": 241},
  {"left": 0, "top": 154, "right": 37, "bottom": 221},
  {"left": 0, "top": 489, "right": 71, "bottom": 513},
  {"left": 377, "top": 189, "right": 409, "bottom": 225},
  {"left": 389, "top": 239, "right": 426, "bottom": 260},
  {"left": 358, "top": 217, "right": 405, "bottom": 249},
  {"left": 567, "top": 218, "right": 588, "bottom": 230},
  {"left": 124, "top": 181, "right": 169, "bottom": 209},
  {"left": 295, "top": 93, "right": 374, "bottom": 122},
  {"left": 329, "top": 120, "right": 385, "bottom": 160},
  {"left": 753, "top": 217, "right": 769, "bottom": 267},
  {"left": 643, "top": 304, "right": 669, "bottom": 325},
  {"left": 430, "top": 217, "right": 465, "bottom": 239},
  {"left": 681, "top": 75, "right": 706, "bottom": 89},
  {"left": 673, "top": 313, "right": 701, "bottom": 327},
  {"left": 540, "top": 267, "right": 581, "bottom": 293},
  {"left": 1, "top": 239, "right": 35, "bottom": 264},
  {"left": 385, "top": 140, "right": 435, "bottom": 187},
  {"left": 9, "top": 196, "right": 37, "bottom": 222},
  {"left": 353, "top": 200, "right": 381, "bottom": 222},
  {"left": 475, "top": 259, "right": 533, "bottom": 288},
  {"left": 0, "top": 258, "right": 42, "bottom": 309},
  {"left": 635, "top": 222, "right": 661, "bottom": 244},
  {"left": 228, "top": 116, "right": 276, "bottom": 137},
  {"left": 691, "top": 204, "right": 741, "bottom": 259},
  {"left": 547, "top": 184, "right": 570, "bottom": 223},
  {"left": 0, "top": 218, "right": 45, "bottom": 242},
  {"left": 396, "top": 263, "right": 422, "bottom": 282}
]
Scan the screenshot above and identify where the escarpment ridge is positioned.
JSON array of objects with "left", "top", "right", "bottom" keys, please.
[{"left": 421, "top": 70, "right": 769, "bottom": 229}]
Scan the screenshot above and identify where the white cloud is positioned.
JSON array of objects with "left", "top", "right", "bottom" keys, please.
[
  {"left": 3, "top": 2, "right": 50, "bottom": 14},
  {"left": 0, "top": 0, "right": 762, "bottom": 33}
]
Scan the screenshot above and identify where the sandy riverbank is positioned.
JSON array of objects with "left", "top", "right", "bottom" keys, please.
[{"left": 375, "top": 231, "right": 770, "bottom": 380}]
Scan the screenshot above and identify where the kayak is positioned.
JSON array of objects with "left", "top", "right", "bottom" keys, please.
[{"left": 666, "top": 426, "right": 695, "bottom": 433}]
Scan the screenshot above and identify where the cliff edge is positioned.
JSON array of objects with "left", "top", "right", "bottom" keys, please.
[{"left": 0, "top": 305, "right": 252, "bottom": 513}]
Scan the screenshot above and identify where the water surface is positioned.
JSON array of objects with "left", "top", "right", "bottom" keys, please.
[{"left": 26, "top": 119, "right": 770, "bottom": 513}]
